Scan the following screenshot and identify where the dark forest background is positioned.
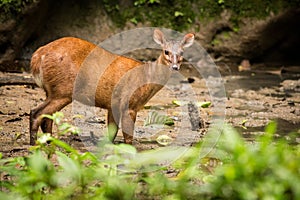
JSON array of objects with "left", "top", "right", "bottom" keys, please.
[{"left": 1, "top": 0, "right": 300, "bottom": 71}]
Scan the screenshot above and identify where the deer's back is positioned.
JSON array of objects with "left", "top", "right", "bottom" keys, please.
[{"left": 30, "top": 37, "right": 144, "bottom": 106}]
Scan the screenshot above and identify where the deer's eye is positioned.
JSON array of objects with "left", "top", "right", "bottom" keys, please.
[{"left": 164, "top": 50, "right": 170, "bottom": 56}]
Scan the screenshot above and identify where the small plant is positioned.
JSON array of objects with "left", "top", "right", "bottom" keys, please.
[
  {"left": 144, "top": 111, "right": 174, "bottom": 126},
  {"left": 0, "top": 112, "right": 299, "bottom": 199},
  {"left": 42, "top": 112, "right": 81, "bottom": 136},
  {"left": 205, "top": 122, "right": 300, "bottom": 199},
  {"left": 0, "top": 112, "right": 139, "bottom": 199}
]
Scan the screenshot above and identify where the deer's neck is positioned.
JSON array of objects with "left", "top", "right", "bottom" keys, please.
[
  {"left": 143, "top": 54, "right": 171, "bottom": 85},
  {"left": 155, "top": 54, "right": 168, "bottom": 66}
]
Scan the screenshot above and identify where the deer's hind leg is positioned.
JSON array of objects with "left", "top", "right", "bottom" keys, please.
[{"left": 30, "top": 97, "right": 71, "bottom": 145}]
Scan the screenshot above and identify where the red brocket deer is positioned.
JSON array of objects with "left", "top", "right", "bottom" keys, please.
[{"left": 29, "top": 29, "right": 194, "bottom": 145}]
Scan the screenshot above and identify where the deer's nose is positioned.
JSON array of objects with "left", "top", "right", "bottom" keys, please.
[
  {"left": 170, "top": 54, "right": 180, "bottom": 70},
  {"left": 171, "top": 65, "right": 179, "bottom": 70}
]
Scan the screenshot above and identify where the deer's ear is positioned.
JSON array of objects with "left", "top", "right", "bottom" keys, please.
[
  {"left": 181, "top": 33, "right": 194, "bottom": 48},
  {"left": 153, "top": 29, "right": 166, "bottom": 46}
]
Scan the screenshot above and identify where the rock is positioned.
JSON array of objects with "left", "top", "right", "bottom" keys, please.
[
  {"left": 187, "top": 101, "right": 204, "bottom": 131},
  {"left": 238, "top": 59, "right": 251, "bottom": 72},
  {"left": 198, "top": 8, "right": 300, "bottom": 67},
  {"left": 281, "top": 79, "right": 300, "bottom": 92}
]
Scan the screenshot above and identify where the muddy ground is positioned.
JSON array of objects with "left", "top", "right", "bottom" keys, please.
[{"left": 0, "top": 66, "right": 299, "bottom": 158}]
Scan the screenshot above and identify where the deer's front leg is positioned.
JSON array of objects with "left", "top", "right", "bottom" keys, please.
[{"left": 121, "top": 109, "right": 137, "bottom": 144}]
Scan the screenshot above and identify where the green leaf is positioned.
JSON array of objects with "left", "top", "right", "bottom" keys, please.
[
  {"left": 149, "top": 0, "right": 160, "bottom": 4},
  {"left": 202, "top": 174, "right": 217, "bottom": 183},
  {"left": 172, "top": 100, "right": 211, "bottom": 108},
  {"left": 174, "top": 11, "right": 184, "bottom": 17},
  {"left": 265, "top": 121, "right": 277, "bottom": 135},
  {"left": 164, "top": 117, "right": 175, "bottom": 126},
  {"left": 51, "top": 138, "right": 77, "bottom": 153},
  {"left": 27, "top": 150, "right": 54, "bottom": 177},
  {"left": 42, "top": 112, "right": 64, "bottom": 125},
  {"left": 130, "top": 17, "right": 138, "bottom": 24},
  {"left": 115, "top": 143, "right": 137, "bottom": 155},
  {"left": 218, "top": 0, "right": 224, "bottom": 4},
  {"left": 0, "top": 192, "right": 18, "bottom": 200},
  {"left": 107, "top": 123, "right": 118, "bottom": 142},
  {"left": 156, "top": 135, "right": 173, "bottom": 146},
  {"left": 240, "top": 119, "right": 248, "bottom": 129},
  {"left": 37, "top": 133, "right": 53, "bottom": 144},
  {"left": 56, "top": 151, "right": 81, "bottom": 184},
  {"left": 199, "top": 101, "right": 212, "bottom": 108},
  {"left": 80, "top": 152, "right": 99, "bottom": 163}
]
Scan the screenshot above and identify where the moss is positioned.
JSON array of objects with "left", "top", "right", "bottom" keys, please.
[
  {"left": 222, "top": 31, "right": 230, "bottom": 39},
  {"left": 211, "top": 38, "right": 221, "bottom": 46}
]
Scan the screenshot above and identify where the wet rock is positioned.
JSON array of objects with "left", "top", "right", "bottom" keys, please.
[
  {"left": 281, "top": 79, "right": 300, "bottom": 92},
  {"left": 187, "top": 101, "right": 204, "bottom": 131}
]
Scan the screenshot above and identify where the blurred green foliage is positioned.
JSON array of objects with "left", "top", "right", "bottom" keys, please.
[
  {"left": 101, "top": 0, "right": 196, "bottom": 31},
  {"left": 206, "top": 122, "right": 300, "bottom": 199},
  {"left": 0, "top": 0, "right": 36, "bottom": 20},
  {"left": 101, "top": 0, "right": 300, "bottom": 31},
  {"left": 0, "top": 113, "right": 299, "bottom": 199},
  {"left": 2, "top": 0, "right": 300, "bottom": 31}
]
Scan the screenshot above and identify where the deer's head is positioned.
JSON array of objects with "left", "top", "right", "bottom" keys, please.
[{"left": 153, "top": 29, "right": 194, "bottom": 70}]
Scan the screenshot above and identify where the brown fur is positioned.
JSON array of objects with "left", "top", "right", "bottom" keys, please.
[{"left": 29, "top": 30, "right": 194, "bottom": 145}]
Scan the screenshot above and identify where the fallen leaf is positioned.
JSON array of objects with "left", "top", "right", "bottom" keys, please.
[
  {"left": 172, "top": 100, "right": 211, "bottom": 108},
  {"left": 156, "top": 135, "right": 173, "bottom": 146}
]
